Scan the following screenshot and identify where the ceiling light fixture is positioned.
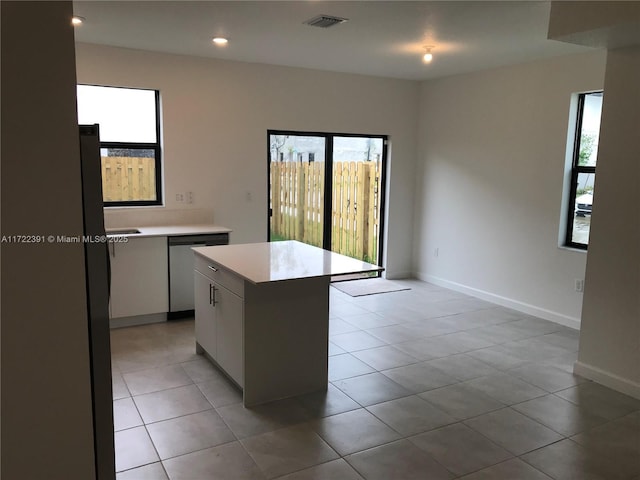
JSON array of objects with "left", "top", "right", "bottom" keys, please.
[
  {"left": 71, "top": 15, "right": 85, "bottom": 26},
  {"left": 212, "top": 37, "right": 228, "bottom": 45},
  {"left": 423, "top": 46, "right": 434, "bottom": 63}
]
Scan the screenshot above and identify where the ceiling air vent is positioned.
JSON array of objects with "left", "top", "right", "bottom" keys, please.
[{"left": 303, "top": 14, "right": 348, "bottom": 28}]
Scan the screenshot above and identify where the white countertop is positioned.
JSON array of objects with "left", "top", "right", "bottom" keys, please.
[
  {"left": 106, "top": 224, "right": 231, "bottom": 238},
  {"left": 193, "top": 240, "right": 384, "bottom": 284}
]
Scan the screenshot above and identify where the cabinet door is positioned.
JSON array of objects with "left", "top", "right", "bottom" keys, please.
[
  {"left": 109, "top": 237, "right": 169, "bottom": 318},
  {"left": 214, "top": 282, "right": 243, "bottom": 387},
  {"left": 194, "top": 271, "right": 216, "bottom": 357}
]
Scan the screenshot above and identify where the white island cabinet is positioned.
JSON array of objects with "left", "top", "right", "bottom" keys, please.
[
  {"left": 194, "top": 267, "right": 243, "bottom": 386},
  {"left": 193, "top": 240, "right": 383, "bottom": 407},
  {"left": 194, "top": 270, "right": 217, "bottom": 356}
]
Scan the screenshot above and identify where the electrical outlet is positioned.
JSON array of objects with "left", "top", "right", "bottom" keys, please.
[
  {"left": 575, "top": 279, "right": 584, "bottom": 293},
  {"left": 186, "top": 191, "right": 194, "bottom": 204},
  {"left": 175, "top": 193, "right": 184, "bottom": 203},
  {"left": 434, "top": 247, "right": 439, "bottom": 257}
]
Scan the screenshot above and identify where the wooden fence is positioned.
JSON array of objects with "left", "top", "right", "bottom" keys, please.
[
  {"left": 270, "top": 161, "right": 381, "bottom": 263},
  {"left": 101, "top": 156, "right": 156, "bottom": 202}
]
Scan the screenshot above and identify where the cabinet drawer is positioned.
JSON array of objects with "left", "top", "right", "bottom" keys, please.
[{"left": 194, "top": 254, "right": 244, "bottom": 298}]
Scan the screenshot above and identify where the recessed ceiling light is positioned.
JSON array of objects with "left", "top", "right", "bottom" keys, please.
[
  {"left": 72, "top": 15, "right": 85, "bottom": 26},
  {"left": 423, "top": 46, "right": 434, "bottom": 64},
  {"left": 212, "top": 37, "right": 228, "bottom": 45}
]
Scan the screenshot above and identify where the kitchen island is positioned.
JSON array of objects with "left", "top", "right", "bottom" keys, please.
[{"left": 192, "top": 240, "right": 383, "bottom": 406}]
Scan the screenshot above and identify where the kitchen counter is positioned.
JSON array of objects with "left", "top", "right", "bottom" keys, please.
[
  {"left": 106, "top": 224, "right": 231, "bottom": 327},
  {"left": 192, "top": 240, "right": 383, "bottom": 284},
  {"left": 106, "top": 223, "right": 232, "bottom": 239}
]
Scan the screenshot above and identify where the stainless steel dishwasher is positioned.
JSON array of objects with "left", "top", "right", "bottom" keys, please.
[{"left": 168, "top": 233, "right": 229, "bottom": 319}]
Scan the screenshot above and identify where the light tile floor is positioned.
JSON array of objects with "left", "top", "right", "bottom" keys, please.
[{"left": 111, "top": 279, "right": 640, "bottom": 480}]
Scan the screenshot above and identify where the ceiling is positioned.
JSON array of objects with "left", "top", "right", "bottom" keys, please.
[{"left": 72, "top": 1, "right": 596, "bottom": 81}]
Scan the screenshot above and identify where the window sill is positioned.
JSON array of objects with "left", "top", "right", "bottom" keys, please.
[
  {"left": 558, "top": 245, "right": 588, "bottom": 253},
  {"left": 104, "top": 204, "right": 166, "bottom": 211}
]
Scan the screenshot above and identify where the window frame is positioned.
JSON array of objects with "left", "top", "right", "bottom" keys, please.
[
  {"left": 79, "top": 85, "right": 163, "bottom": 207},
  {"left": 564, "top": 91, "right": 600, "bottom": 250}
]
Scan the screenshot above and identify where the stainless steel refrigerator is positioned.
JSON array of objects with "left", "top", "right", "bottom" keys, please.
[{"left": 79, "top": 124, "right": 115, "bottom": 479}]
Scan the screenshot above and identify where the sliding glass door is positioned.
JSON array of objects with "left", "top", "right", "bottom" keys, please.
[
  {"left": 268, "top": 131, "right": 387, "bottom": 267},
  {"left": 269, "top": 133, "right": 326, "bottom": 247},
  {"left": 331, "top": 136, "right": 384, "bottom": 264}
]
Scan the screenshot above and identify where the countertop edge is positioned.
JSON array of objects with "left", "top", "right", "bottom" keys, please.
[
  {"left": 193, "top": 249, "right": 259, "bottom": 285},
  {"left": 106, "top": 224, "right": 232, "bottom": 239},
  {"left": 192, "top": 241, "right": 384, "bottom": 285}
]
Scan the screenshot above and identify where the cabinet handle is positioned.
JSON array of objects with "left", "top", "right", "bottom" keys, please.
[
  {"left": 211, "top": 286, "right": 218, "bottom": 306},
  {"left": 209, "top": 283, "right": 213, "bottom": 305},
  {"left": 208, "top": 265, "right": 218, "bottom": 273}
]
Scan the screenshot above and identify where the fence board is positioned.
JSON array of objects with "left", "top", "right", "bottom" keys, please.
[
  {"left": 270, "top": 161, "right": 380, "bottom": 262},
  {"left": 332, "top": 162, "right": 340, "bottom": 252},
  {"left": 101, "top": 156, "right": 155, "bottom": 201},
  {"left": 348, "top": 162, "right": 357, "bottom": 257},
  {"left": 318, "top": 162, "right": 324, "bottom": 246},
  {"left": 338, "top": 163, "right": 346, "bottom": 255},
  {"left": 296, "top": 164, "right": 304, "bottom": 241},
  {"left": 102, "top": 160, "right": 110, "bottom": 201},
  {"left": 368, "top": 161, "right": 380, "bottom": 260}
]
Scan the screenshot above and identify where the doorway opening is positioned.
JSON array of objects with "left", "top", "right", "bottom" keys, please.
[{"left": 268, "top": 131, "right": 387, "bottom": 270}]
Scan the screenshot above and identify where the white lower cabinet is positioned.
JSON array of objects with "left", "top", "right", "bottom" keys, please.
[
  {"left": 213, "top": 283, "right": 243, "bottom": 386},
  {"left": 194, "top": 264, "right": 243, "bottom": 387},
  {"left": 109, "top": 236, "right": 168, "bottom": 319}
]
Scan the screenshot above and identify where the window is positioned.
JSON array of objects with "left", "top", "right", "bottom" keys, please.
[
  {"left": 565, "top": 91, "right": 603, "bottom": 248},
  {"left": 77, "top": 85, "right": 162, "bottom": 206}
]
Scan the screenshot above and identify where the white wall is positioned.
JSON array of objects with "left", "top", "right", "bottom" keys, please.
[
  {"left": 75, "top": 44, "right": 419, "bottom": 278},
  {"left": 548, "top": 1, "right": 640, "bottom": 48},
  {"left": 575, "top": 45, "right": 640, "bottom": 398},
  {"left": 413, "top": 51, "right": 607, "bottom": 326},
  {"left": 1, "top": 2, "right": 96, "bottom": 478}
]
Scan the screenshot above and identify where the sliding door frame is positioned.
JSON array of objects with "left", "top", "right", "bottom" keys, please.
[{"left": 267, "top": 129, "right": 388, "bottom": 269}]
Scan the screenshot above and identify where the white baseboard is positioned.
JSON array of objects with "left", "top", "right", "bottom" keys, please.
[
  {"left": 415, "top": 272, "right": 581, "bottom": 330},
  {"left": 574, "top": 361, "right": 640, "bottom": 400},
  {"left": 384, "top": 270, "right": 412, "bottom": 280}
]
